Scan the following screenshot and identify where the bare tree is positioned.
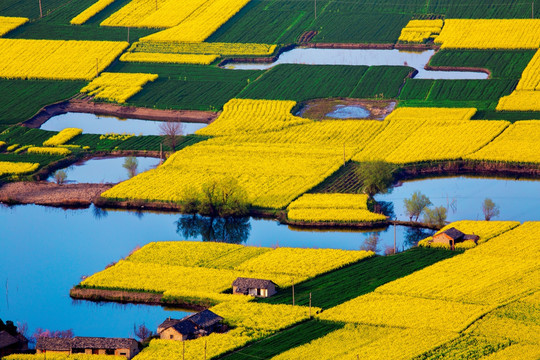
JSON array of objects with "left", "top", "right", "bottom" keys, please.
[
  {"left": 360, "top": 233, "right": 380, "bottom": 253},
  {"left": 159, "top": 121, "right": 183, "bottom": 152},
  {"left": 134, "top": 323, "right": 153, "bottom": 341}
]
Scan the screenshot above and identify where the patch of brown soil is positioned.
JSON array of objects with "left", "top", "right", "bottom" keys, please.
[
  {"left": 297, "top": 98, "right": 396, "bottom": 120},
  {"left": 0, "top": 182, "right": 113, "bottom": 207}
]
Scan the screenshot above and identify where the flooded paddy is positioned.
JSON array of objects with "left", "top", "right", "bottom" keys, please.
[
  {"left": 224, "top": 48, "right": 489, "bottom": 80},
  {"left": 40, "top": 112, "right": 207, "bottom": 136},
  {"left": 47, "top": 157, "right": 161, "bottom": 184}
]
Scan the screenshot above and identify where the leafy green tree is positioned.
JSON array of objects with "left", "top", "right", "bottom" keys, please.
[
  {"left": 423, "top": 206, "right": 447, "bottom": 227},
  {"left": 356, "top": 161, "right": 396, "bottom": 197},
  {"left": 199, "top": 177, "right": 249, "bottom": 217},
  {"left": 53, "top": 170, "right": 67, "bottom": 185},
  {"left": 482, "top": 198, "right": 500, "bottom": 221},
  {"left": 122, "top": 156, "right": 138, "bottom": 178},
  {"left": 404, "top": 191, "right": 432, "bottom": 221}
]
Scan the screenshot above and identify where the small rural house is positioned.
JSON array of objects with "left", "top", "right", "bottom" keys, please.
[
  {"left": 36, "top": 336, "right": 139, "bottom": 359},
  {"left": 432, "top": 227, "right": 480, "bottom": 250},
  {"left": 158, "top": 310, "right": 224, "bottom": 341},
  {"left": 232, "top": 277, "right": 277, "bottom": 298},
  {"left": 0, "top": 320, "right": 29, "bottom": 357}
]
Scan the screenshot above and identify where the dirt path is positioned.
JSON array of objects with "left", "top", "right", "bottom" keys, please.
[
  {"left": 0, "top": 182, "right": 113, "bottom": 207},
  {"left": 23, "top": 99, "right": 219, "bottom": 128}
]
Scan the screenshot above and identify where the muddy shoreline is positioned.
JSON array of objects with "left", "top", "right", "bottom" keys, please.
[
  {"left": 70, "top": 288, "right": 208, "bottom": 311},
  {"left": 22, "top": 99, "right": 218, "bottom": 129}
]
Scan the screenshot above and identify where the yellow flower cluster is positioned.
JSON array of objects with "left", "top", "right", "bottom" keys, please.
[
  {"left": 496, "top": 50, "right": 540, "bottom": 111},
  {"left": 27, "top": 147, "right": 72, "bottom": 156},
  {"left": 0, "top": 39, "right": 128, "bottom": 80},
  {"left": 353, "top": 107, "right": 509, "bottom": 164},
  {"left": 211, "top": 302, "right": 318, "bottom": 332},
  {"left": 197, "top": 98, "right": 308, "bottom": 136},
  {"left": 272, "top": 325, "right": 458, "bottom": 360},
  {"left": 99, "top": 132, "right": 134, "bottom": 141},
  {"left": 4, "top": 355, "right": 125, "bottom": 360},
  {"left": 234, "top": 247, "right": 374, "bottom": 278},
  {"left": 101, "top": 140, "right": 345, "bottom": 209},
  {"left": 0, "top": 141, "right": 6, "bottom": 149},
  {"left": 70, "top": 0, "right": 115, "bottom": 25},
  {"left": 434, "top": 19, "right": 540, "bottom": 49},
  {"left": 127, "top": 241, "right": 271, "bottom": 269},
  {"left": 467, "top": 121, "right": 540, "bottom": 163},
  {"left": 133, "top": 41, "right": 277, "bottom": 56},
  {"left": 287, "top": 193, "right": 386, "bottom": 223},
  {"left": 318, "top": 292, "right": 491, "bottom": 332},
  {"left": 480, "top": 344, "right": 540, "bottom": 360},
  {"left": 419, "top": 220, "right": 520, "bottom": 248},
  {"left": 101, "top": 0, "right": 208, "bottom": 28},
  {"left": 43, "top": 128, "right": 83, "bottom": 146},
  {"left": 0, "top": 16, "right": 28, "bottom": 36},
  {"left": 398, "top": 19, "right": 443, "bottom": 43},
  {"left": 376, "top": 222, "right": 540, "bottom": 305},
  {"left": 120, "top": 52, "right": 218, "bottom": 64},
  {"left": 140, "top": 0, "right": 251, "bottom": 42},
  {"left": 0, "top": 161, "right": 39, "bottom": 176},
  {"left": 81, "top": 241, "right": 370, "bottom": 302},
  {"left": 80, "top": 72, "right": 158, "bottom": 103}
]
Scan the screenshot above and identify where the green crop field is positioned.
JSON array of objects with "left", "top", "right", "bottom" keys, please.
[
  {"left": 0, "top": 80, "right": 85, "bottom": 126},
  {"left": 260, "top": 247, "right": 459, "bottom": 309},
  {"left": 0, "top": 127, "right": 56, "bottom": 146},
  {"left": 428, "top": 50, "right": 536, "bottom": 79},
  {"left": 68, "top": 134, "right": 210, "bottom": 152},
  {"left": 217, "top": 320, "right": 344, "bottom": 360}
]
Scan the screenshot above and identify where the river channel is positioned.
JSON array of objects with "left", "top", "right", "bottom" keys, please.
[{"left": 1, "top": 175, "right": 538, "bottom": 341}]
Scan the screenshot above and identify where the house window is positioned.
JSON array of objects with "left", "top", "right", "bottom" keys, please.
[
  {"left": 92, "top": 349, "right": 100, "bottom": 355},
  {"left": 257, "top": 288, "right": 261, "bottom": 296},
  {"left": 106, "top": 349, "right": 115, "bottom": 355},
  {"left": 170, "top": 335, "right": 174, "bottom": 339},
  {"left": 120, "top": 352, "right": 127, "bottom": 356}
]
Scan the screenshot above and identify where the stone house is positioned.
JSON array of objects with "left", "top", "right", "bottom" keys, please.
[
  {"left": 232, "top": 277, "right": 277, "bottom": 298},
  {"left": 158, "top": 310, "right": 224, "bottom": 341},
  {"left": 0, "top": 331, "right": 29, "bottom": 357},
  {"left": 432, "top": 227, "right": 480, "bottom": 250},
  {"left": 36, "top": 337, "right": 139, "bottom": 359}
]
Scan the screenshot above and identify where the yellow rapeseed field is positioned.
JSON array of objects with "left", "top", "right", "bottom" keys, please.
[
  {"left": 0, "top": 161, "right": 39, "bottom": 176},
  {"left": 0, "top": 16, "right": 28, "bottom": 36},
  {"left": 467, "top": 121, "right": 540, "bottom": 163},
  {"left": 0, "top": 39, "right": 128, "bottom": 80},
  {"left": 139, "top": 0, "right": 251, "bottom": 42},
  {"left": 435, "top": 19, "right": 540, "bottom": 49},
  {"left": 70, "top": 0, "right": 115, "bottom": 25},
  {"left": 132, "top": 41, "right": 277, "bottom": 56},
  {"left": 80, "top": 72, "right": 158, "bottom": 103},
  {"left": 287, "top": 193, "right": 386, "bottom": 223},
  {"left": 398, "top": 19, "right": 443, "bottom": 43},
  {"left": 496, "top": 50, "right": 540, "bottom": 111},
  {"left": 43, "top": 128, "right": 82, "bottom": 146},
  {"left": 271, "top": 325, "right": 458, "bottom": 360},
  {"left": 120, "top": 52, "right": 218, "bottom": 64},
  {"left": 27, "top": 147, "right": 72, "bottom": 156}
]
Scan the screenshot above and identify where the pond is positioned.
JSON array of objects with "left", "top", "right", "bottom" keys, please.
[
  {"left": 325, "top": 105, "right": 371, "bottom": 119},
  {"left": 376, "top": 176, "right": 540, "bottom": 222},
  {"left": 40, "top": 112, "right": 207, "bottom": 136},
  {"left": 0, "top": 204, "right": 425, "bottom": 341},
  {"left": 223, "top": 48, "right": 488, "bottom": 80},
  {"left": 47, "top": 157, "right": 161, "bottom": 184}
]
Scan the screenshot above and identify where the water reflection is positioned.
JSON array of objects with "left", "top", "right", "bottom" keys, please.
[
  {"left": 176, "top": 215, "right": 251, "bottom": 244},
  {"left": 403, "top": 227, "right": 435, "bottom": 248}
]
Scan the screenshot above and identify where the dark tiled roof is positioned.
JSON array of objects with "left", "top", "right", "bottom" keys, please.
[
  {"left": 441, "top": 227, "right": 465, "bottom": 241},
  {"left": 37, "top": 337, "right": 136, "bottom": 351},
  {"left": 36, "top": 337, "right": 71, "bottom": 351},
  {"left": 464, "top": 234, "right": 480, "bottom": 241},
  {"left": 187, "top": 310, "right": 223, "bottom": 328},
  {"left": 232, "top": 277, "right": 276, "bottom": 289},
  {"left": 171, "top": 320, "right": 197, "bottom": 335},
  {"left": 72, "top": 337, "right": 137, "bottom": 349},
  {"left": 0, "top": 331, "right": 19, "bottom": 349},
  {"left": 158, "top": 318, "right": 181, "bottom": 331}
]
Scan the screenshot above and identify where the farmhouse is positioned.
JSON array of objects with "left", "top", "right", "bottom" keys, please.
[
  {"left": 0, "top": 320, "right": 29, "bottom": 357},
  {"left": 158, "top": 310, "right": 224, "bottom": 341},
  {"left": 36, "top": 337, "right": 139, "bottom": 359},
  {"left": 432, "top": 227, "right": 480, "bottom": 250},
  {"left": 232, "top": 277, "right": 277, "bottom": 298}
]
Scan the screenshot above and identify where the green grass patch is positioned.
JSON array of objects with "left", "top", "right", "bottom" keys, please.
[
  {"left": 0, "top": 152, "right": 63, "bottom": 164},
  {"left": 350, "top": 66, "right": 414, "bottom": 99},
  {"left": 217, "top": 320, "right": 344, "bottom": 360},
  {"left": 472, "top": 110, "right": 540, "bottom": 122},
  {"left": 68, "top": 133, "right": 210, "bottom": 151},
  {"left": 310, "top": 161, "right": 361, "bottom": 194},
  {"left": 260, "top": 247, "right": 459, "bottom": 309},
  {"left": 428, "top": 50, "right": 536, "bottom": 79},
  {"left": 0, "top": 126, "right": 56, "bottom": 146},
  {"left": 412, "top": 334, "right": 512, "bottom": 360},
  {"left": 0, "top": 80, "right": 85, "bottom": 126}
]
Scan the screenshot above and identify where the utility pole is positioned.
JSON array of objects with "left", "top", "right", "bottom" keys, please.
[
  {"left": 160, "top": 143, "right": 163, "bottom": 162},
  {"left": 314, "top": 0, "right": 317, "bottom": 19},
  {"left": 292, "top": 281, "right": 295, "bottom": 306},
  {"left": 96, "top": 58, "right": 99, "bottom": 78},
  {"left": 182, "top": 340, "right": 185, "bottom": 360},
  {"left": 533, "top": 2, "right": 535, "bottom": 19},
  {"left": 204, "top": 340, "right": 207, "bottom": 360},
  {"left": 127, "top": 27, "right": 130, "bottom": 43},
  {"left": 38, "top": 0, "right": 43, "bottom": 17},
  {"left": 309, "top": 292, "right": 312, "bottom": 317},
  {"left": 343, "top": 143, "right": 346, "bottom": 165}
]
